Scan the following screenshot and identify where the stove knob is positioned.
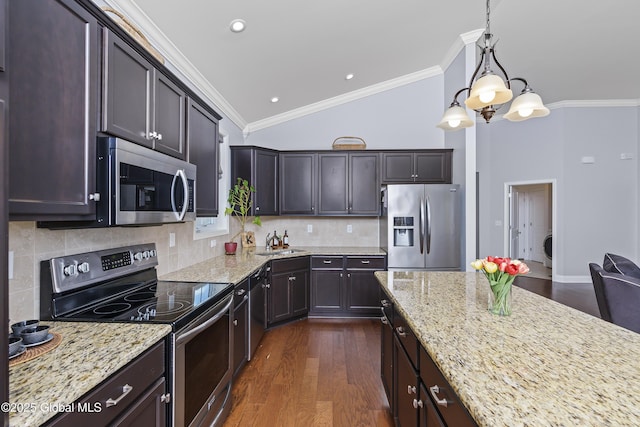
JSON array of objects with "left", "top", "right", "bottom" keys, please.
[
  {"left": 77, "top": 262, "right": 90, "bottom": 274},
  {"left": 63, "top": 264, "right": 77, "bottom": 276},
  {"left": 143, "top": 250, "right": 150, "bottom": 259},
  {"left": 134, "top": 252, "right": 143, "bottom": 261}
]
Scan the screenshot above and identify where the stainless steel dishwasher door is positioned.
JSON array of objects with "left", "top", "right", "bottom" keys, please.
[{"left": 248, "top": 265, "right": 268, "bottom": 360}]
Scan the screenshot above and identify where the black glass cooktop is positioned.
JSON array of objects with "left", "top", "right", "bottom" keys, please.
[{"left": 57, "top": 269, "right": 233, "bottom": 331}]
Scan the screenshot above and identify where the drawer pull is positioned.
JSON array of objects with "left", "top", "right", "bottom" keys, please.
[
  {"left": 396, "top": 326, "right": 407, "bottom": 337},
  {"left": 429, "top": 385, "right": 449, "bottom": 407},
  {"left": 323, "top": 260, "right": 332, "bottom": 264},
  {"left": 106, "top": 384, "right": 133, "bottom": 407},
  {"left": 381, "top": 299, "right": 390, "bottom": 307},
  {"left": 381, "top": 316, "right": 388, "bottom": 325},
  {"left": 413, "top": 399, "right": 423, "bottom": 409},
  {"left": 407, "top": 385, "right": 416, "bottom": 395},
  {"left": 360, "top": 260, "right": 370, "bottom": 264}
]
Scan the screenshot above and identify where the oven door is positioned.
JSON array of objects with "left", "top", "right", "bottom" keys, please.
[
  {"left": 105, "top": 137, "right": 196, "bottom": 225},
  {"left": 172, "top": 293, "right": 233, "bottom": 427}
]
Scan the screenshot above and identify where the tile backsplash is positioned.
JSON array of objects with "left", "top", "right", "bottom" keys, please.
[{"left": 8, "top": 217, "right": 379, "bottom": 321}]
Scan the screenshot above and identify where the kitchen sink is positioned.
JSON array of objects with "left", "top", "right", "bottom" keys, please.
[{"left": 254, "top": 249, "right": 305, "bottom": 256}]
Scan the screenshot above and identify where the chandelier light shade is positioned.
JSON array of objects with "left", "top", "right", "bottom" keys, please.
[
  {"left": 503, "top": 90, "right": 550, "bottom": 121},
  {"left": 438, "top": 0, "right": 549, "bottom": 131},
  {"left": 437, "top": 102, "right": 474, "bottom": 130}
]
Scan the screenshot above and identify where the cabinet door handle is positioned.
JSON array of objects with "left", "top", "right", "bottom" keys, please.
[
  {"left": 160, "top": 393, "right": 171, "bottom": 404},
  {"left": 407, "top": 385, "right": 416, "bottom": 395},
  {"left": 255, "top": 206, "right": 260, "bottom": 211},
  {"left": 360, "top": 260, "right": 370, "bottom": 264},
  {"left": 236, "top": 288, "right": 246, "bottom": 296},
  {"left": 233, "top": 319, "right": 238, "bottom": 326},
  {"left": 148, "top": 131, "right": 158, "bottom": 140},
  {"left": 381, "top": 299, "right": 390, "bottom": 307},
  {"left": 396, "top": 326, "right": 406, "bottom": 337},
  {"left": 106, "top": 384, "right": 133, "bottom": 407},
  {"left": 429, "top": 385, "right": 449, "bottom": 407},
  {"left": 156, "top": 133, "right": 163, "bottom": 141},
  {"left": 413, "top": 399, "right": 423, "bottom": 409},
  {"left": 88, "top": 193, "right": 100, "bottom": 202},
  {"left": 381, "top": 316, "right": 388, "bottom": 325},
  {"left": 289, "top": 276, "right": 296, "bottom": 281}
]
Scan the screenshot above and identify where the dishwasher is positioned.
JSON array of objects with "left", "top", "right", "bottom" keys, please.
[{"left": 248, "top": 264, "right": 269, "bottom": 359}]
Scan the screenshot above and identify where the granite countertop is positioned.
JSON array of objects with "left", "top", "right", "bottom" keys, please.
[
  {"left": 376, "top": 270, "right": 640, "bottom": 427},
  {"left": 9, "top": 321, "right": 171, "bottom": 427},
  {"left": 159, "top": 246, "right": 385, "bottom": 284}
]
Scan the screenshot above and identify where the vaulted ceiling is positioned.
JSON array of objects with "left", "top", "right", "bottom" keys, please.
[{"left": 103, "top": 0, "right": 640, "bottom": 129}]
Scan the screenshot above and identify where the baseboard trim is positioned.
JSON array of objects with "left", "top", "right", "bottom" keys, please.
[{"left": 553, "top": 275, "right": 591, "bottom": 284}]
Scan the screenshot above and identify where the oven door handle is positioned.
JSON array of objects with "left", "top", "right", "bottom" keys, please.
[
  {"left": 176, "top": 295, "right": 233, "bottom": 345},
  {"left": 170, "top": 169, "right": 189, "bottom": 221}
]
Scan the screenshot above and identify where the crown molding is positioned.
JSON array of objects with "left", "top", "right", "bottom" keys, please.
[
  {"left": 101, "top": 0, "right": 248, "bottom": 130},
  {"left": 243, "top": 67, "right": 442, "bottom": 136},
  {"left": 547, "top": 99, "right": 640, "bottom": 109},
  {"left": 440, "top": 29, "right": 483, "bottom": 73}
]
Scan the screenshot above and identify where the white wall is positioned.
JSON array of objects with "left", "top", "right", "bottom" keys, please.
[
  {"left": 244, "top": 77, "right": 445, "bottom": 150},
  {"left": 477, "top": 106, "right": 639, "bottom": 281}
]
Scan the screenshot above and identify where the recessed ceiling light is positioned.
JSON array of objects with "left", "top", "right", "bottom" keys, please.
[
  {"left": 230, "top": 19, "right": 246, "bottom": 33},
  {"left": 270, "top": 97, "right": 279, "bottom": 103},
  {"left": 345, "top": 73, "right": 355, "bottom": 80}
]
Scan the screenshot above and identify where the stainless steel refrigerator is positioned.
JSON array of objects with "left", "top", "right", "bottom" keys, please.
[{"left": 381, "top": 184, "right": 461, "bottom": 270}]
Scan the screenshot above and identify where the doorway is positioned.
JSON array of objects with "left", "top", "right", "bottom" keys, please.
[{"left": 505, "top": 181, "right": 555, "bottom": 280}]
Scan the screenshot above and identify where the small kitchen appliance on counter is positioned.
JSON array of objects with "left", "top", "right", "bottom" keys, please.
[{"left": 40, "top": 243, "right": 234, "bottom": 427}]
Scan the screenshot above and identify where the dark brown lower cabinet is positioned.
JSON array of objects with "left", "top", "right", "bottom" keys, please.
[
  {"left": 45, "top": 341, "right": 168, "bottom": 427},
  {"left": 310, "top": 255, "right": 385, "bottom": 317},
  {"left": 267, "top": 257, "right": 309, "bottom": 327},
  {"left": 233, "top": 279, "right": 249, "bottom": 377},
  {"left": 394, "top": 334, "right": 418, "bottom": 427},
  {"left": 384, "top": 288, "right": 477, "bottom": 427}
]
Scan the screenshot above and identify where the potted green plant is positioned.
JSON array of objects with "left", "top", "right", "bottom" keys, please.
[{"left": 224, "top": 177, "right": 261, "bottom": 254}]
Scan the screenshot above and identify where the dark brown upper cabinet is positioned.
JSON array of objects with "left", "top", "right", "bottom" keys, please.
[
  {"left": 230, "top": 146, "right": 279, "bottom": 216},
  {"left": 381, "top": 150, "right": 452, "bottom": 184},
  {"left": 187, "top": 97, "right": 220, "bottom": 217},
  {"left": 317, "top": 152, "right": 379, "bottom": 216},
  {"left": 279, "top": 152, "right": 317, "bottom": 215},
  {"left": 8, "top": 0, "right": 100, "bottom": 219},
  {"left": 103, "top": 29, "right": 186, "bottom": 159}
]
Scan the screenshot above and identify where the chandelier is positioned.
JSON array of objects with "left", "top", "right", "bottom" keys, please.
[{"left": 437, "top": 0, "right": 549, "bottom": 131}]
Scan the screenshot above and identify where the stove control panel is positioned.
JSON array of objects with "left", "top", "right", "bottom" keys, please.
[{"left": 44, "top": 243, "right": 159, "bottom": 295}]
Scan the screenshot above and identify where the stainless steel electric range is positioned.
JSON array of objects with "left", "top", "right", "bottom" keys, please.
[{"left": 40, "top": 243, "right": 234, "bottom": 427}]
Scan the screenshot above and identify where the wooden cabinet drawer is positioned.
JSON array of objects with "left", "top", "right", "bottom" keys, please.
[
  {"left": 420, "top": 346, "right": 476, "bottom": 427},
  {"left": 345, "top": 256, "right": 386, "bottom": 270},
  {"left": 311, "top": 256, "right": 343, "bottom": 270},
  {"left": 271, "top": 256, "right": 309, "bottom": 273},
  {"left": 46, "top": 340, "right": 165, "bottom": 427},
  {"left": 393, "top": 307, "right": 418, "bottom": 369}
]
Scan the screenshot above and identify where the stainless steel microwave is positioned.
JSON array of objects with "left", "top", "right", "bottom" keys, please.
[{"left": 96, "top": 137, "right": 196, "bottom": 226}]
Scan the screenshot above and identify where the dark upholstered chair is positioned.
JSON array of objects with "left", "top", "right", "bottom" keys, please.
[
  {"left": 602, "top": 253, "right": 640, "bottom": 279},
  {"left": 589, "top": 263, "right": 640, "bottom": 333}
]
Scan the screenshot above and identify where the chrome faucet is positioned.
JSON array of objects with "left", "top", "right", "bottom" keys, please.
[{"left": 265, "top": 232, "right": 274, "bottom": 250}]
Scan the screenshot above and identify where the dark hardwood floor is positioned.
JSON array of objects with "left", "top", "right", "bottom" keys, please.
[
  {"left": 224, "top": 277, "right": 600, "bottom": 426},
  {"left": 514, "top": 276, "right": 601, "bottom": 318},
  {"left": 224, "top": 318, "right": 394, "bottom": 427}
]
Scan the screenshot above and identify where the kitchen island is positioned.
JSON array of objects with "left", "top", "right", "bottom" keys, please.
[
  {"left": 376, "top": 270, "right": 640, "bottom": 426},
  {"left": 8, "top": 321, "right": 171, "bottom": 427}
]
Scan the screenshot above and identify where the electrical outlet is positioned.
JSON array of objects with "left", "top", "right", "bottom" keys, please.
[
  {"left": 169, "top": 232, "right": 176, "bottom": 248},
  {"left": 347, "top": 224, "right": 353, "bottom": 233},
  {"left": 307, "top": 224, "right": 313, "bottom": 233},
  {"left": 210, "top": 239, "right": 217, "bottom": 248}
]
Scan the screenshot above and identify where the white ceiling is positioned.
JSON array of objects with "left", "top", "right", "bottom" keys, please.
[{"left": 104, "top": 0, "right": 640, "bottom": 130}]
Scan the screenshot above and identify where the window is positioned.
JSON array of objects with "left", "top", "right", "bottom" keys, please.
[{"left": 193, "top": 132, "right": 230, "bottom": 239}]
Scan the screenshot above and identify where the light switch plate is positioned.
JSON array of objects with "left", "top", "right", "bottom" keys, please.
[
  {"left": 307, "top": 224, "right": 313, "bottom": 233},
  {"left": 169, "top": 233, "right": 176, "bottom": 247},
  {"left": 347, "top": 224, "right": 353, "bottom": 233}
]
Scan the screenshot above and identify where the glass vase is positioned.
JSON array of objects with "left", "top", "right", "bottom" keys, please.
[{"left": 488, "top": 280, "right": 513, "bottom": 316}]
